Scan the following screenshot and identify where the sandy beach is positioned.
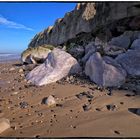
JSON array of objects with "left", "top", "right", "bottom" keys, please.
[{"left": 0, "top": 61, "right": 140, "bottom": 138}]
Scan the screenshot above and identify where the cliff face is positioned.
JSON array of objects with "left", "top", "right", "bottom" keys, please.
[{"left": 28, "top": 2, "right": 140, "bottom": 48}]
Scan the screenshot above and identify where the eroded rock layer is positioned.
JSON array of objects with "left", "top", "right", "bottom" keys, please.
[{"left": 28, "top": 2, "right": 140, "bottom": 48}]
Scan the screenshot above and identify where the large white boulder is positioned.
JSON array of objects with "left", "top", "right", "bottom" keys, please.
[
  {"left": 26, "top": 48, "right": 81, "bottom": 86},
  {"left": 85, "top": 52, "right": 126, "bottom": 87}
]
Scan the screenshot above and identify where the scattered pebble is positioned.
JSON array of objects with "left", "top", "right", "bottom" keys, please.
[
  {"left": 38, "top": 112, "right": 43, "bottom": 117},
  {"left": 70, "top": 125, "right": 76, "bottom": 129},
  {"left": 42, "top": 95, "right": 56, "bottom": 106},
  {"left": 56, "top": 104, "right": 63, "bottom": 107},
  {"left": 19, "top": 87, "right": 22, "bottom": 90},
  {"left": 76, "top": 91, "right": 93, "bottom": 100},
  {"left": 83, "top": 104, "right": 91, "bottom": 111},
  {"left": 11, "top": 126, "right": 17, "bottom": 130},
  {"left": 20, "top": 74, "right": 24, "bottom": 77},
  {"left": 95, "top": 108, "right": 101, "bottom": 111},
  {"left": 35, "top": 135, "right": 40, "bottom": 138},
  {"left": 114, "top": 130, "right": 120, "bottom": 135},
  {"left": 9, "top": 67, "right": 15, "bottom": 71},
  {"left": 19, "top": 69, "right": 24, "bottom": 73},
  {"left": 12, "top": 92, "right": 18, "bottom": 95},
  {"left": 120, "top": 102, "right": 124, "bottom": 105},
  {"left": 107, "top": 88, "right": 113, "bottom": 96},
  {"left": 19, "top": 101, "right": 29, "bottom": 109},
  {"left": 125, "top": 94, "right": 135, "bottom": 97},
  {"left": 106, "top": 104, "right": 117, "bottom": 111}
]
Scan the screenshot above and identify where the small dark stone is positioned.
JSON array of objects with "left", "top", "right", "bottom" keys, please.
[
  {"left": 56, "top": 104, "right": 63, "bottom": 107},
  {"left": 96, "top": 86, "right": 104, "bottom": 91},
  {"left": 120, "top": 102, "right": 124, "bottom": 105},
  {"left": 83, "top": 104, "right": 91, "bottom": 111},
  {"left": 125, "top": 94, "right": 134, "bottom": 97},
  {"left": 19, "top": 101, "right": 29, "bottom": 109},
  {"left": 38, "top": 112, "right": 43, "bottom": 117},
  {"left": 95, "top": 108, "right": 101, "bottom": 111},
  {"left": 24, "top": 85, "right": 28, "bottom": 88},
  {"left": 11, "top": 126, "right": 16, "bottom": 130},
  {"left": 106, "top": 104, "right": 116, "bottom": 111},
  {"left": 76, "top": 91, "right": 93, "bottom": 100},
  {"left": 35, "top": 135, "right": 40, "bottom": 138},
  {"left": 50, "top": 110, "right": 54, "bottom": 112},
  {"left": 20, "top": 131, "right": 23, "bottom": 134},
  {"left": 107, "top": 88, "right": 113, "bottom": 96},
  {"left": 19, "top": 125, "right": 23, "bottom": 128},
  {"left": 114, "top": 130, "right": 120, "bottom": 135},
  {"left": 132, "top": 90, "right": 137, "bottom": 94},
  {"left": 30, "top": 106, "right": 34, "bottom": 108},
  {"left": 89, "top": 87, "right": 95, "bottom": 91}
]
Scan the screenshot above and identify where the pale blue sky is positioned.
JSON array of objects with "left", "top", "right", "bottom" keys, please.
[{"left": 0, "top": 2, "right": 77, "bottom": 53}]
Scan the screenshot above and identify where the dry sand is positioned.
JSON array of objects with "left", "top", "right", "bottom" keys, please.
[{"left": 0, "top": 61, "right": 140, "bottom": 138}]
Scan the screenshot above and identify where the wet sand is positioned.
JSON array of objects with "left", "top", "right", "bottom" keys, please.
[{"left": 0, "top": 61, "right": 140, "bottom": 138}]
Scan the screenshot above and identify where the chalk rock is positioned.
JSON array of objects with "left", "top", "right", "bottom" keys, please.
[
  {"left": 85, "top": 52, "right": 126, "bottom": 87},
  {"left": 0, "top": 118, "right": 10, "bottom": 134},
  {"left": 26, "top": 48, "right": 81, "bottom": 86},
  {"left": 21, "top": 45, "right": 54, "bottom": 64}
]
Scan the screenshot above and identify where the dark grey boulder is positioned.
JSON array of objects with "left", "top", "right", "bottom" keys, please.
[
  {"left": 109, "top": 35, "right": 131, "bottom": 50},
  {"left": 131, "top": 39, "right": 140, "bottom": 50},
  {"left": 116, "top": 50, "right": 140, "bottom": 76},
  {"left": 85, "top": 52, "right": 126, "bottom": 87}
]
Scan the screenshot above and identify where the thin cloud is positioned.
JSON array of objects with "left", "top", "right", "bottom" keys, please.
[{"left": 0, "top": 15, "right": 34, "bottom": 31}]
